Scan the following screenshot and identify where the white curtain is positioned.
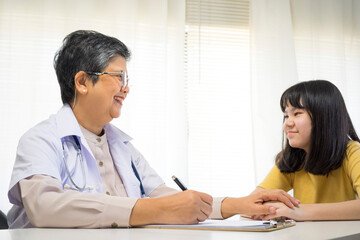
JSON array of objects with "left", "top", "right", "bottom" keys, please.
[
  {"left": 0, "top": 0, "right": 186, "bottom": 213},
  {"left": 184, "top": 0, "right": 256, "bottom": 197},
  {"left": 251, "top": 0, "right": 360, "bottom": 184},
  {"left": 250, "top": 0, "right": 299, "bottom": 183},
  {"left": 1, "top": 0, "right": 359, "bottom": 214}
]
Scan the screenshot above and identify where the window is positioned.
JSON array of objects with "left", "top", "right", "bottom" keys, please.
[{"left": 185, "top": 0, "right": 255, "bottom": 196}]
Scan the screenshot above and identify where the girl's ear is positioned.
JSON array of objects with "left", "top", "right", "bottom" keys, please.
[{"left": 74, "top": 71, "right": 89, "bottom": 94}]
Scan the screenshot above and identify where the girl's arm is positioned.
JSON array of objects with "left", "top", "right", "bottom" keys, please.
[{"left": 262, "top": 200, "right": 360, "bottom": 221}]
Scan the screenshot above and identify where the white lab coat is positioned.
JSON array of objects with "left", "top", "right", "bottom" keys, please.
[{"left": 8, "top": 104, "right": 164, "bottom": 227}]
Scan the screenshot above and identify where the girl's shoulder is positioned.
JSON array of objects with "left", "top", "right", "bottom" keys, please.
[
  {"left": 344, "top": 141, "right": 360, "bottom": 168},
  {"left": 346, "top": 141, "right": 360, "bottom": 156}
]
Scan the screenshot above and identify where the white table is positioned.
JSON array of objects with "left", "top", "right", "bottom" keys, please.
[{"left": 1, "top": 221, "right": 360, "bottom": 240}]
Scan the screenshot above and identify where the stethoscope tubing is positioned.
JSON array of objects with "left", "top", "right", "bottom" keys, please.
[
  {"left": 62, "top": 136, "right": 87, "bottom": 191},
  {"left": 62, "top": 135, "right": 145, "bottom": 196}
]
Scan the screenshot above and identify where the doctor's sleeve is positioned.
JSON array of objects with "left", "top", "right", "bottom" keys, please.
[{"left": 19, "top": 174, "right": 137, "bottom": 228}]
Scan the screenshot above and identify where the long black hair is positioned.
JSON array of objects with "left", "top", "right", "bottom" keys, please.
[{"left": 276, "top": 80, "right": 359, "bottom": 175}]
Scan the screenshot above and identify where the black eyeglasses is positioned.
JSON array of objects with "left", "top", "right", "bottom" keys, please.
[{"left": 86, "top": 71, "right": 129, "bottom": 88}]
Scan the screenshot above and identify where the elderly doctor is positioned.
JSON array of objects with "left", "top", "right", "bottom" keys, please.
[{"left": 7, "top": 30, "right": 299, "bottom": 228}]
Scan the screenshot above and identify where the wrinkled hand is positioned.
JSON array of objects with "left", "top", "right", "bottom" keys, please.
[
  {"left": 246, "top": 189, "right": 299, "bottom": 220},
  {"left": 249, "top": 189, "right": 300, "bottom": 220},
  {"left": 259, "top": 201, "right": 301, "bottom": 221},
  {"left": 250, "top": 201, "right": 286, "bottom": 220},
  {"left": 130, "top": 190, "right": 213, "bottom": 226},
  {"left": 158, "top": 190, "right": 213, "bottom": 224},
  {"left": 245, "top": 189, "right": 298, "bottom": 215},
  {"left": 221, "top": 189, "right": 299, "bottom": 219},
  {"left": 252, "top": 189, "right": 300, "bottom": 208}
]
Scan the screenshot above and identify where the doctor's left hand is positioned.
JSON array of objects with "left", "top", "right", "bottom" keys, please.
[
  {"left": 220, "top": 189, "right": 300, "bottom": 219},
  {"left": 129, "top": 190, "right": 213, "bottom": 226}
]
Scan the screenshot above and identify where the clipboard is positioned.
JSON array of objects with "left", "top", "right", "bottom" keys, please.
[{"left": 137, "top": 219, "right": 296, "bottom": 232}]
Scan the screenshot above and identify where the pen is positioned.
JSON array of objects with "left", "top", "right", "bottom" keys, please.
[{"left": 172, "top": 175, "right": 188, "bottom": 191}]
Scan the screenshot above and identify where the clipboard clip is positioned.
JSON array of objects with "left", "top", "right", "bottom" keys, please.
[
  {"left": 262, "top": 220, "right": 278, "bottom": 228},
  {"left": 263, "top": 220, "right": 295, "bottom": 228}
]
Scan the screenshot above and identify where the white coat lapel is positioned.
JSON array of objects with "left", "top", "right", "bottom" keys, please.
[
  {"left": 105, "top": 125, "right": 142, "bottom": 198},
  {"left": 56, "top": 104, "right": 102, "bottom": 192}
]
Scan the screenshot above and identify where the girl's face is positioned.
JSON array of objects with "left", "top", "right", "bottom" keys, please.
[{"left": 283, "top": 103, "right": 312, "bottom": 153}]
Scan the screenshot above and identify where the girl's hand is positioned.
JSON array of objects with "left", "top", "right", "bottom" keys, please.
[{"left": 260, "top": 201, "right": 303, "bottom": 221}]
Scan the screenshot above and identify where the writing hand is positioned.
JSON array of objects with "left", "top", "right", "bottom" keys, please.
[{"left": 130, "top": 190, "right": 213, "bottom": 225}]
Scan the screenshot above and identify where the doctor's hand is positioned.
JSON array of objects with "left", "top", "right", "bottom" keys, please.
[
  {"left": 256, "top": 201, "right": 302, "bottom": 221},
  {"left": 220, "top": 189, "right": 300, "bottom": 219},
  {"left": 258, "top": 201, "right": 311, "bottom": 222},
  {"left": 129, "top": 190, "right": 213, "bottom": 226}
]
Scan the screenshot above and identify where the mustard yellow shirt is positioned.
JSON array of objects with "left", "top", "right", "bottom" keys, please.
[{"left": 258, "top": 141, "right": 360, "bottom": 204}]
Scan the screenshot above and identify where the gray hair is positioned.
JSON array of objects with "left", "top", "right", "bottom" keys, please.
[{"left": 54, "top": 30, "right": 131, "bottom": 104}]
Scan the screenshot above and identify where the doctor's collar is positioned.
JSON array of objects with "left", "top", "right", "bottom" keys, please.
[
  {"left": 56, "top": 104, "right": 83, "bottom": 139},
  {"left": 104, "top": 124, "right": 132, "bottom": 143}
]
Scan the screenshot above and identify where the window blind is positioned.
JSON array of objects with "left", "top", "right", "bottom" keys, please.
[{"left": 184, "top": 0, "right": 255, "bottom": 196}]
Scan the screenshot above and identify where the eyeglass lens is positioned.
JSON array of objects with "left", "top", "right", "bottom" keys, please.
[{"left": 122, "top": 71, "right": 128, "bottom": 88}]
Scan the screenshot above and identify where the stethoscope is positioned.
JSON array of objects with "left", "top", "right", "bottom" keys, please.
[{"left": 62, "top": 135, "right": 145, "bottom": 196}]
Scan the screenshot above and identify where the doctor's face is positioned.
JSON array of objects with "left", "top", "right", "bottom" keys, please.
[{"left": 86, "top": 56, "right": 130, "bottom": 124}]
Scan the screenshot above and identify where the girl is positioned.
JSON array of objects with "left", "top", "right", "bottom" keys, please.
[{"left": 254, "top": 80, "right": 360, "bottom": 221}]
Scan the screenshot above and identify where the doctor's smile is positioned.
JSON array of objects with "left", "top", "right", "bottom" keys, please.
[{"left": 114, "top": 96, "right": 125, "bottom": 105}]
